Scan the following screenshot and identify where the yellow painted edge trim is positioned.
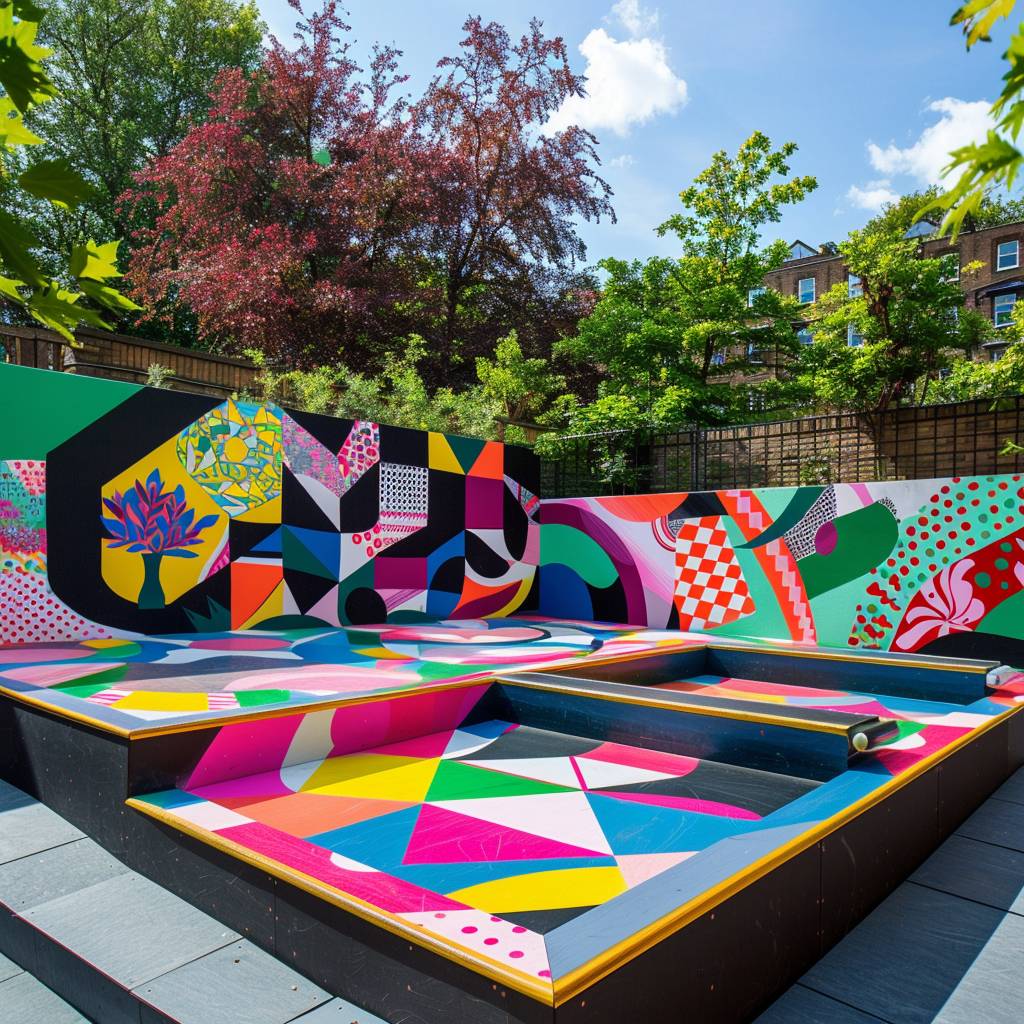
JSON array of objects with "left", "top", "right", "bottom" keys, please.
[
  {"left": 707, "top": 640, "right": 994, "bottom": 673},
  {"left": 0, "top": 682, "right": 132, "bottom": 738},
  {"left": 500, "top": 676, "right": 862, "bottom": 738},
  {"left": 125, "top": 797, "right": 555, "bottom": 1004},
  {"left": 550, "top": 702, "right": 1023, "bottom": 1005}
]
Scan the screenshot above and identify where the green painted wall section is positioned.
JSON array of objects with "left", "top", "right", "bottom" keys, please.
[
  {"left": 0, "top": 364, "right": 140, "bottom": 458},
  {"left": 539, "top": 523, "right": 619, "bottom": 588}
]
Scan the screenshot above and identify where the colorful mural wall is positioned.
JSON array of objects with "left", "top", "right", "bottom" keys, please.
[
  {"left": 0, "top": 365, "right": 539, "bottom": 641},
  {"left": 540, "top": 480, "right": 1024, "bottom": 664}
]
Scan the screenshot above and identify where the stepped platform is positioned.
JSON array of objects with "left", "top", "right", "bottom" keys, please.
[{"left": 1, "top": 619, "right": 1022, "bottom": 1022}]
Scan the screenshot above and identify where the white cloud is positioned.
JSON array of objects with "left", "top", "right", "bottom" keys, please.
[
  {"left": 867, "top": 97, "right": 994, "bottom": 186},
  {"left": 846, "top": 179, "right": 900, "bottom": 212},
  {"left": 608, "top": 153, "right": 636, "bottom": 168},
  {"left": 545, "top": 19, "right": 687, "bottom": 138},
  {"left": 608, "top": 0, "right": 659, "bottom": 37}
]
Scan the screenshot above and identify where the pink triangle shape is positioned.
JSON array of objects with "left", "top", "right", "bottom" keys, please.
[
  {"left": 374, "top": 730, "right": 454, "bottom": 759},
  {"left": 617, "top": 851, "right": 695, "bottom": 888},
  {"left": 403, "top": 804, "right": 609, "bottom": 864}
]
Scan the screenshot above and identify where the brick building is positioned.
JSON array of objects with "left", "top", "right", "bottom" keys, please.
[{"left": 761, "top": 220, "right": 1024, "bottom": 362}]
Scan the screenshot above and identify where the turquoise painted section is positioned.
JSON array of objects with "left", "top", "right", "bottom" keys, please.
[{"left": 539, "top": 477, "right": 1024, "bottom": 665}]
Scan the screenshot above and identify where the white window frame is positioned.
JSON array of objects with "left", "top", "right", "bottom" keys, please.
[
  {"left": 747, "top": 286, "right": 766, "bottom": 307},
  {"left": 796, "top": 327, "right": 814, "bottom": 346},
  {"left": 847, "top": 323, "right": 864, "bottom": 347},
  {"left": 847, "top": 273, "right": 862, "bottom": 298},
  {"left": 941, "top": 252, "right": 960, "bottom": 282},
  {"left": 746, "top": 341, "right": 764, "bottom": 364},
  {"left": 997, "top": 240, "right": 1019, "bottom": 272},
  {"left": 797, "top": 277, "right": 815, "bottom": 304},
  {"left": 994, "top": 292, "right": 1016, "bottom": 327}
]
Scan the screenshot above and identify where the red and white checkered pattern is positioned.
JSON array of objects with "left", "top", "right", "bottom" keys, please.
[{"left": 673, "top": 516, "right": 754, "bottom": 630}]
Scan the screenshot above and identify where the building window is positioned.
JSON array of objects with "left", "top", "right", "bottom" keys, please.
[
  {"left": 747, "top": 287, "right": 766, "bottom": 307},
  {"left": 746, "top": 341, "right": 764, "bottom": 364},
  {"left": 848, "top": 274, "right": 862, "bottom": 297},
  {"left": 997, "top": 240, "right": 1019, "bottom": 271},
  {"left": 847, "top": 324, "right": 864, "bottom": 347},
  {"left": 711, "top": 351, "right": 726, "bottom": 366},
  {"left": 991, "top": 347, "right": 1006, "bottom": 362},
  {"left": 797, "top": 277, "right": 815, "bottom": 304},
  {"left": 994, "top": 292, "right": 1016, "bottom": 327},
  {"left": 941, "top": 252, "right": 960, "bottom": 281},
  {"left": 796, "top": 327, "right": 814, "bottom": 346}
]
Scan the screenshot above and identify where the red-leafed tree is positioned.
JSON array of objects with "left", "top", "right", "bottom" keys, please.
[
  {"left": 122, "top": 1, "right": 427, "bottom": 366},
  {"left": 414, "top": 16, "right": 614, "bottom": 374},
  {"left": 121, "top": 3, "right": 614, "bottom": 373}
]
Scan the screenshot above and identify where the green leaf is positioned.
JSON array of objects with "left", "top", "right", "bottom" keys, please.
[
  {"left": 27, "top": 285, "right": 110, "bottom": 341},
  {"left": 18, "top": 158, "right": 93, "bottom": 208},
  {"left": 951, "top": 0, "right": 1017, "bottom": 47},
  {"left": 9, "top": 2, "right": 48, "bottom": 22},
  {"left": 78, "top": 278, "right": 142, "bottom": 313},
  {"left": 0, "top": 207, "right": 45, "bottom": 285},
  {"left": 0, "top": 95, "right": 41, "bottom": 147},
  {"left": 0, "top": 11, "right": 56, "bottom": 114},
  {"left": 312, "top": 148, "right": 331, "bottom": 166},
  {"left": 0, "top": 273, "right": 25, "bottom": 304},
  {"left": 70, "top": 239, "right": 123, "bottom": 281}
]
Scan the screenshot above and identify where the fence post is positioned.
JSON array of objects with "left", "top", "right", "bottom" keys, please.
[{"left": 690, "top": 429, "right": 702, "bottom": 491}]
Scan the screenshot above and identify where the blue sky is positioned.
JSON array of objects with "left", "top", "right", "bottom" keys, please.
[{"left": 256, "top": 1, "right": 1015, "bottom": 266}]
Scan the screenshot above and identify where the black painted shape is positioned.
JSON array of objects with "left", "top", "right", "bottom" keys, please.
[
  {"left": 503, "top": 443, "right": 540, "bottom": 497},
  {"left": 336, "top": 463, "right": 379, "bottom": 534},
  {"left": 670, "top": 492, "right": 727, "bottom": 520},
  {"left": 46, "top": 387, "right": 221, "bottom": 634},
  {"left": 229, "top": 519, "right": 280, "bottom": 559},
  {"left": 344, "top": 588, "right": 386, "bottom": 625},
  {"left": 599, "top": 760, "right": 819, "bottom": 818},
  {"left": 503, "top": 483, "right": 529, "bottom": 562},
  {"left": 453, "top": 723, "right": 603, "bottom": 761},
  {"left": 923, "top": 628, "right": 1024, "bottom": 668},
  {"left": 378, "top": 422, "right": 428, "bottom": 468},
  {"left": 287, "top": 570, "right": 338, "bottom": 615},
  {"left": 386, "top": 470, "right": 465, "bottom": 558},
  {"left": 430, "top": 555, "right": 466, "bottom": 594},
  {"left": 584, "top": 578, "right": 628, "bottom": 625},
  {"left": 498, "top": 906, "right": 595, "bottom": 934},
  {"left": 465, "top": 529, "right": 510, "bottom": 579},
  {"left": 284, "top": 407, "right": 355, "bottom": 454},
  {"left": 282, "top": 467, "right": 338, "bottom": 533}
]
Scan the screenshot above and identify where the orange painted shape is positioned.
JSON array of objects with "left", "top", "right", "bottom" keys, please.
[
  {"left": 230, "top": 559, "right": 284, "bottom": 629},
  {"left": 468, "top": 441, "right": 504, "bottom": 479}
]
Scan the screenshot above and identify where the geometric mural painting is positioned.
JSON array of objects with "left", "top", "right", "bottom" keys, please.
[
  {"left": 0, "top": 369, "right": 540, "bottom": 638},
  {"left": 541, "top": 476, "right": 1024, "bottom": 665}
]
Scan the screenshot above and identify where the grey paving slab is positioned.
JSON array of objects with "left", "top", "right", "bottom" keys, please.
[
  {"left": 23, "top": 871, "right": 239, "bottom": 990},
  {"left": 0, "top": 838, "right": 130, "bottom": 914},
  {"left": 288, "top": 998, "right": 389, "bottom": 1023},
  {"left": 993, "top": 769, "right": 1024, "bottom": 807},
  {"left": 802, "top": 883, "right": 1005, "bottom": 1024},
  {"left": 957, "top": 796, "right": 1024, "bottom": 852},
  {"left": 0, "top": 801, "right": 83, "bottom": 866},
  {"left": 911, "top": 833, "right": 1024, "bottom": 916},
  {"left": 0, "top": 970, "right": 89, "bottom": 1023},
  {"left": 0, "top": 949, "right": 23, "bottom": 984},
  {"left": 135, "top": 939, "right": 330, "bottom": 1024},
  {"left": 932, "top": 913, "right": 1024, "bottom": 1024},
  {"left": 754, "top": 984, "right": 888, "bottom": 1024}
]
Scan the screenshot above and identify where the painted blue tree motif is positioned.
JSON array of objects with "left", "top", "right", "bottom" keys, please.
[{"left": 101, "top": 469, "right": 218, "bottom": 608}]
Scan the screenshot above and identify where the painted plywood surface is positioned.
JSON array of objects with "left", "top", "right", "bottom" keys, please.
[{"left": 540, "top": 478, "right": 1024, "bottom": 667}]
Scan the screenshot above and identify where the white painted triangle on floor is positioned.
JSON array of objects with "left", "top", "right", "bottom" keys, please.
[
  {"left": 429, "top": 791, "right": 613, "bottom": 855},
  {"left": 572, "top": 757, "right": 677, "bottom": 791},
  {"left": 463, "top": 756, "right": 581, "bottom": 789},
  {"left": 616, "top": 851, "right": 695, "bottom": 888},
  {"left": 442, "top": 729, "right": 505, "bottom": 760}
]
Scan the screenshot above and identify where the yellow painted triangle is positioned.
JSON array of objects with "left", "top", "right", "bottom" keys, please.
[
  {"left": 447, "top": 866, "right": 627, "bottom": 913},
  {"left": 238, "top": 578, "right": 284, "bottom": 630},
  {"left": 355, "top": 646, "right": 413, "bottom": 660},
  {"left": 302, "top": 754, "right": 441, "bottom": 803},
  {"left": 428, "top": 432, "right": 464, "bottom": 474}
]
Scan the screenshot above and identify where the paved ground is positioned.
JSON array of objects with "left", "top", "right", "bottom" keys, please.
[{"left": 756, "top": 767, "right": 1024, "bottom": 1024}]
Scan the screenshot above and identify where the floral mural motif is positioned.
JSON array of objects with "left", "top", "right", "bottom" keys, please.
[
  {"left": 102, "top": 469, "right": 219, "bottom": 608},
  {"left": 892, "top": 560, "right": 985, "bottom": 651}
]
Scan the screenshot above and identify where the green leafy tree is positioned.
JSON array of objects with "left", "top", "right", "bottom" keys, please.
[
  {"left": 476, "top": 330, "right": 565, "bottom": 426},
  {"left": 557, "top": 132, "right": 817, "bottom": 427},
  {"left": 789, "top": 223, "right": 991, "bottom": 435},
  {"left": 926, "top": 1, "right": 1024, "bottom": 234},
  {"left": 0, "top": 0, "right": 140, "bottom": 339}
]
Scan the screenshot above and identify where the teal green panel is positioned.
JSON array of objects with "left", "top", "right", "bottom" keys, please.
[
  {"left": 539, "top": 523, "right": 618, "bottom": 588},
  {"left": 798, "top": 502, "right": 899, "bottom": 600},
  {"left": 738, "top": 487, "right": 823, "bottom": 550},
  {"left": 978, "top": 588, "right": 1024, "bottom": 639},
  {"left": 0, "top": 364, "right": 140, "bottom": 458}
]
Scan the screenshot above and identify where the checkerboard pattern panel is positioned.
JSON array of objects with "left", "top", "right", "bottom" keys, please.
[{"left": 673, "top": 516, "right": 754, "bottom": 630}]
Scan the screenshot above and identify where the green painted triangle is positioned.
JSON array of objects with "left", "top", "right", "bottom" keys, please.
[
  {"left": 282, "top": 526, "right": 337, "bottom": 580},
  {"left": 446, "top": 434, "right": 486, "bottom": 474},
  {"left": 425, "top": 759, "right": 573, "bottom": 802},
  {"left": 53, "top": 664, "right": 128, "bottom": 693},
  {"left": 54, "top": 682, "right": 113, "bottom": 699}
]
